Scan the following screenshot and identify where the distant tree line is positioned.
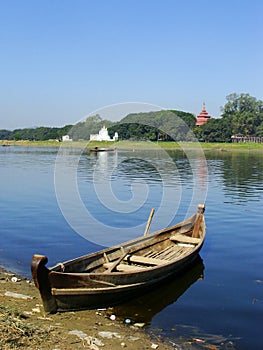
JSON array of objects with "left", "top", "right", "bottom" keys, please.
[
  {"left": 0, "top": 125, "right": 73, "bottom": 141},
  {"left": 1, "top": 93, "right": 263, "bottom": 143},
  {"left": 69, "top": 114, "right": 115, "bottom": 141},
  {"left": 109, "top": 110, "right": 197, "bottom": 141},
  {"left": 195, "top": 93, "right": 263, "bottom": 142}
]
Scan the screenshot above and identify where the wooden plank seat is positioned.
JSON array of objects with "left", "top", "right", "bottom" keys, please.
[
  {"left": 103, "top": 254, "right": 166, "bottom": 272},
  {"left": 124, "top": 254, "right": 165, "bottom": 266},
  {"left": 170, "top": 234, "right": 200, "bottom": 244},
  {"left": 103, "top": 262, "right": 145, "bottom": 272}
]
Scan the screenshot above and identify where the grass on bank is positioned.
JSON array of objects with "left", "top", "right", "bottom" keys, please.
[
  {"left": 1, "top": 139, "right": 263, "bottom": 151},
  {"left": 0, "top": 304, "right": 51, "bottom": 349}
]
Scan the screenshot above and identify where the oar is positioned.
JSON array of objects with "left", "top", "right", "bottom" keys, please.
[
  {"left": 143, "top": 208, "right": 155, "bottom": 236},
  {"left": 107, "top": 250, "right": 131, "bottom": 273}
]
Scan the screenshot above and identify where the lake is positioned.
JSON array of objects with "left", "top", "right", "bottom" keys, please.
[{"left": 1, "top": 145, "right": 262, "bottom": 349}]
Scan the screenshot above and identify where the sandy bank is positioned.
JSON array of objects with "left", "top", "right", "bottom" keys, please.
[{"left": 0, "top": 267, "right": 173, "bottom": 350}]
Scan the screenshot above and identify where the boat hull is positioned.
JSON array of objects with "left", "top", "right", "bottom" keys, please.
[
  {"left": 31, "top": 204, "right": 206, "bottom": 312},
  {"left": 52, "top": 252, "right": 201, "bottom": 311}
]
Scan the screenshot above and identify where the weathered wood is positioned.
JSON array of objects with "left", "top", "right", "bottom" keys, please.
[
  {"left": 31, "top": 255, "right": 58, "bottom": 313},
  {"left": 170, "top": 234, "right": 201, "bottom": 244},
  {"left": 51, "top": 281, "right": 146, "bottom": 295},
  {"left": 125, "top": 254, "right": 165, "bottom": 266},
  {"left": 103, "top": 253, "right": 109, "bottom": 263},
  {"left": 192, "top": 204, "right": 205, "bottom": 238},
  {"left": 31, "top": 204, "right": 206, "bottom": 312},
  {"left": 105, "top": 250, "right": 130, "bottom": 273},
  {"left": 103, "top": 262, "right": 145, "bottom": 272},
  {"left": 155, "top": 246, "right": 176, "bottom": 259},
  {"left": 144, "top": 208, "right": 155, "bottom": 236}
]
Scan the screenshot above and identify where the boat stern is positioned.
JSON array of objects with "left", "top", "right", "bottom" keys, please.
[{"left": 31, "top": 254, "right": 58, "bottom": 313}]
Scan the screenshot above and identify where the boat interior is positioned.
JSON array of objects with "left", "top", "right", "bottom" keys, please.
[{"left": 52, "top": 216, "right": 204, "bottom": 275}]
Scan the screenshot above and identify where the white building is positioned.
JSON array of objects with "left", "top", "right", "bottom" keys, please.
[
  {"left": 90, "top": 126, "right": 118, "bottom": 141},
  {"left": 62, "top": 135, "right": 73, "bottom": 142}
]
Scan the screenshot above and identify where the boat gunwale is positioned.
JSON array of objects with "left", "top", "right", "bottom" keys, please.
[
  {"left": 49, "top": 213, "right": 201, "bottom": 273},
  {"left": 49, "top": 242, "right": 203, "bottom": 278}
]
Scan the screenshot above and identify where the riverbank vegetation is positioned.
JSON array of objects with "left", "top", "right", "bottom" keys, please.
[
  {"left": 1, "top": 139, "right": 263, "bottom": 152},
  {"left": 1, "top": 93, "right": 263, "bottom": 144}
]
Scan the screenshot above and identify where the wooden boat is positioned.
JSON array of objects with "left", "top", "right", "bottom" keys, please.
[
  {"left": 88, "top": 147, "right": 115, "bottom": 153},
  {"left": 31, "top": 204, "right": 206, "bottom": 313}
]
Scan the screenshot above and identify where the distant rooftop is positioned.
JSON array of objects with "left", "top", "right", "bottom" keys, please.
[{"left": 196, "top": 103, "right": 211, "bottom": 126}]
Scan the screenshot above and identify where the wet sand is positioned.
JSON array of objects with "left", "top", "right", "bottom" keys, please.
[{"left": 0, "top": 267, "right": 174, "bottom": 350}]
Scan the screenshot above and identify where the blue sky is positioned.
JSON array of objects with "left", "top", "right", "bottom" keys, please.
[{"left": 1, "top": 0, "right": 262, "bottom": 130}]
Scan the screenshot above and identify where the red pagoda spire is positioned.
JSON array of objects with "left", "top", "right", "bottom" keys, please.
[{"left": 196, "top": 103, "right": 211, "bottom": 126}]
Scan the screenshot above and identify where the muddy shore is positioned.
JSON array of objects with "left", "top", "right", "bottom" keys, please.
[
  {"left": 0, "top": 267, "right": 175, "bottom": 350},
  {"left": 0, "top": 267, "right": 237, "bottom": 350}
]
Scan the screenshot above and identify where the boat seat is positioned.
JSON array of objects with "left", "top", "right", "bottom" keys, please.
[
  {"left": 170, "top": 234, "right": 200, "bottom": 244},
  {"left": 124, "top": 254, "right": 165, "bottom": 266},
  {"left": 103, "top": 262, "right": 145, "bottom": 272}
]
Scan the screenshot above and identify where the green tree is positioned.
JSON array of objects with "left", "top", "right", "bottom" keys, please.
[
  {"left": 221, "top": 93, "right": 263, "bottom": 135},
  {"left": 0, "top": 129, "right": 13, "bottom": 140},
  {"left": 256, "top": 124, "right": 263, "bottom": 137},
  {"left": 199, "top": 118, "right": 232, "bottom": 142},
  {"left": 116, "top": 110, "right": 196, "bottom": 141},
  {"left": 70, "top": 114, "right": 115, "bottom": 140},
  {"left": 13, "top": 132, "right": 22, "bottom": 140}
]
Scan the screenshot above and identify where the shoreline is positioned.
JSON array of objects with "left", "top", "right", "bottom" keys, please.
[
  {"left": 1, "top": 139, "right": 263, "bottom": 152},
  {"left": 0, "top": 266, "right": 173, "bottom": 350},
  {"left": 0, "top": 265, "right": 238, "bottom": 349}
]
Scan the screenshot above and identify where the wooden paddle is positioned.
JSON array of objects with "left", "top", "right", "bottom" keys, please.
[{"left": 144, "top": 208, "right": 155, "bottom": 236}]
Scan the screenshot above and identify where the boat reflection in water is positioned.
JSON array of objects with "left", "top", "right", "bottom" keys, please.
[{"left": 112, "top": 256, "right": 204, "bottom": 324}]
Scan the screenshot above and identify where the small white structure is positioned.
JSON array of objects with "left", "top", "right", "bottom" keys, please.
[
  {"left": 62, "top": 135, "right": 73, "bottom": 142},
  {"left": 90, "top": 126, "right": 118, "bottom": 142},
  {"left": 113, "top": 132, "right": 118, "bottom": 141}
]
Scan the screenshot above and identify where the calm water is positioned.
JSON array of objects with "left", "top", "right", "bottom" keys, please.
[{"left": 1, "top": 146, "right": 263, "bottom": 349}]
